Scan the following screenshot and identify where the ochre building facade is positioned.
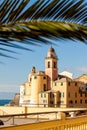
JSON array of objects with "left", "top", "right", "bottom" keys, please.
[{"left": 19, "top": 47, "right": 87, "bottom": 108}]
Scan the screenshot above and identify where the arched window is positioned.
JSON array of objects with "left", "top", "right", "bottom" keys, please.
[
  {"left": 48, "top": 61, "right": 50, "bottom": 68},
  {"left": 69, "top": 100, "right": 73, "bottom": 104},
  {"left": 54, "top": 62, "right": 57, "bottom": 68}
]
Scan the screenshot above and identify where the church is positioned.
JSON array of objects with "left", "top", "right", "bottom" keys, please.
[{"left": 19, "top": 47, "right": 87, "bottom": 108}]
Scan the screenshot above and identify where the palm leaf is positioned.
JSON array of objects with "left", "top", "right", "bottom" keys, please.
[{"left": 0, "top": 0, "right": 87, "bottom": 59}]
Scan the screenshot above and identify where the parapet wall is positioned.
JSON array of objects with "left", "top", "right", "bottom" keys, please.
[{"left": 0, "top": 106, "right": 87, "bottom": 115}]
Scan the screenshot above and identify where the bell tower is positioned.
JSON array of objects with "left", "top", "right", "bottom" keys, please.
[{"left": 45, "top": 47, "right": 58, "bottom": 90}]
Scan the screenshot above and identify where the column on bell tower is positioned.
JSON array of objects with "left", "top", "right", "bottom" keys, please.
[{"left": 45, "top": 47, "right": 58, "bottom": 90}]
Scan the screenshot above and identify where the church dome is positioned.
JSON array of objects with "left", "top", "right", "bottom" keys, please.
[
  {"left": 47, "top": 47, "right": 57, "bottom": 58},
  {"left": 49, "top": 47, "right": 55, "bottom": 52}
]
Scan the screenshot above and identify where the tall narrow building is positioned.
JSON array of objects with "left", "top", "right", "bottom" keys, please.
[{"left": 45, "top": 47, "right": 58, "bottom": 90}]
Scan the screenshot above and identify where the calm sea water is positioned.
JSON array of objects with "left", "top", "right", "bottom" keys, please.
[{"left": 0, "top": 100, "right": 11, "bottom": 106}]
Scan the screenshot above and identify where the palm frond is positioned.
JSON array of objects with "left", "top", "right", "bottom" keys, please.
[{"left": 0, "top": 0, "right": 87, "bottom": 59}]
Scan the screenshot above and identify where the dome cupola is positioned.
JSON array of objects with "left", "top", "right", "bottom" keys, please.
[{"left": 47, "top": 47, "right": 57, "bottom": 58}]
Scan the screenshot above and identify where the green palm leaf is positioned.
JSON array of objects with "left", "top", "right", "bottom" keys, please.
[{"left": 0, "top": 0, "right": 87, "bottom": 59}]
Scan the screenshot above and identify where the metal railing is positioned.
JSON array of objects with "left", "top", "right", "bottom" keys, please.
[
  {"left": 0, "top": 111, "right": 58, "bottom": 126},
  {"left": 0, "top": 110, "right": 87, "bottom": 129},
  {"left": 0, "top": 113, "right": 87, "bottom": 130}
]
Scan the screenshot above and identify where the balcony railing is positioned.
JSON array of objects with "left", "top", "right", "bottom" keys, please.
[{"left": 0, "top": 110, "right": 87, "bottom": 130}]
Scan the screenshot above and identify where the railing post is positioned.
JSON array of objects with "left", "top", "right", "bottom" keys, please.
[
  {"left": 59, "top": 125, "right": 65, "bottom": 130},
  {"left": 11, "top": 116, "right": 15, "bottom": 125},
  {"left": 24, "top": 106, "right": 27, "bottom": 118},
  {"left": 37, "top": 113, "right": 39, "bottom": 121},
  {"left": 13, "top": 116, "right": 14, "bottom": 125},
  {"left": 55, "top": 112, "right": 57, "bottom": 119}
]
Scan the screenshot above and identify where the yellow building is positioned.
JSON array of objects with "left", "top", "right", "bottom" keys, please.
[
  {"left": 75, "top": 74, "right": 87, "bottom": 84},
  {"left": 19, "top": 47, "right": 87, "bottom": 108}
]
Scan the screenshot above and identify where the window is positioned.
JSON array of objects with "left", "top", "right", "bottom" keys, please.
[
  {"left": 61, "top": 92, "right": 64, "bottom": 98},
  {"left": 41, "top": 93, "right": 43, "bottom": 98},
  {"left": 48, "top": 61, "right": 50, "bottom": 68},
  {"left": 85, "top": 93, "right": 87, "bottom": 97},
  {"left": 61, "top": 82, "right": 63, "bottom": 86},
  {"left": 80, "top": 100, "right": 82, "bottom": 104},
  {"left": 85, "top": 100, "right": 87, "bottom": 104},
  {"left": 55, "top": 82, "right": 57, "bottom": 86},
  {"left": 75, "top": 100, "right": 77, "bottom": 104},
  {"left": 62, "top": 92, "right": 64, "bottom": 98},
  {"left": 80, "top": 93, "right": 82, "bottom": 97},
  {"left": 50, "top": 92, "right": 54, "bottom": 98},
  {"left": 34, "top": 76, "right": 37, "bottom": 79},
  {"left": 43, "top": 76, "right": 46, "bottom": 79},
  {"left": 69, "top": 100, "right": 73, "bottom": 104},
  {"left": 68, "top": 82, "right": 70, "bottom": 86},
  {"left": 43, "top": 84, "right": 46, "bottom": 91},
  {"left": 44, "top": 94, "right": 46, "bottom": 98},
  {"left": 54, "top": 62, "right": 57, "bottom": 68},
  {"left": 75, "top": 82, "right": 77, "bottom": 86}
]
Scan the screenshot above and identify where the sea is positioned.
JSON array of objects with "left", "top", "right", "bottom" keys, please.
[{"left": 0, "top": 99, "right": 11, "bottom": 106}]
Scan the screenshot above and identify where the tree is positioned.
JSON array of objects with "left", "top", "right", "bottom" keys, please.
[{"left": 0, "top": 0, "right": 87, "bottom": 59}]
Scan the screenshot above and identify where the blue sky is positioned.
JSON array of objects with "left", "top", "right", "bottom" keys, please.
[{"left": 0, "top": 0, "right": 87, "bottom": 93}]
